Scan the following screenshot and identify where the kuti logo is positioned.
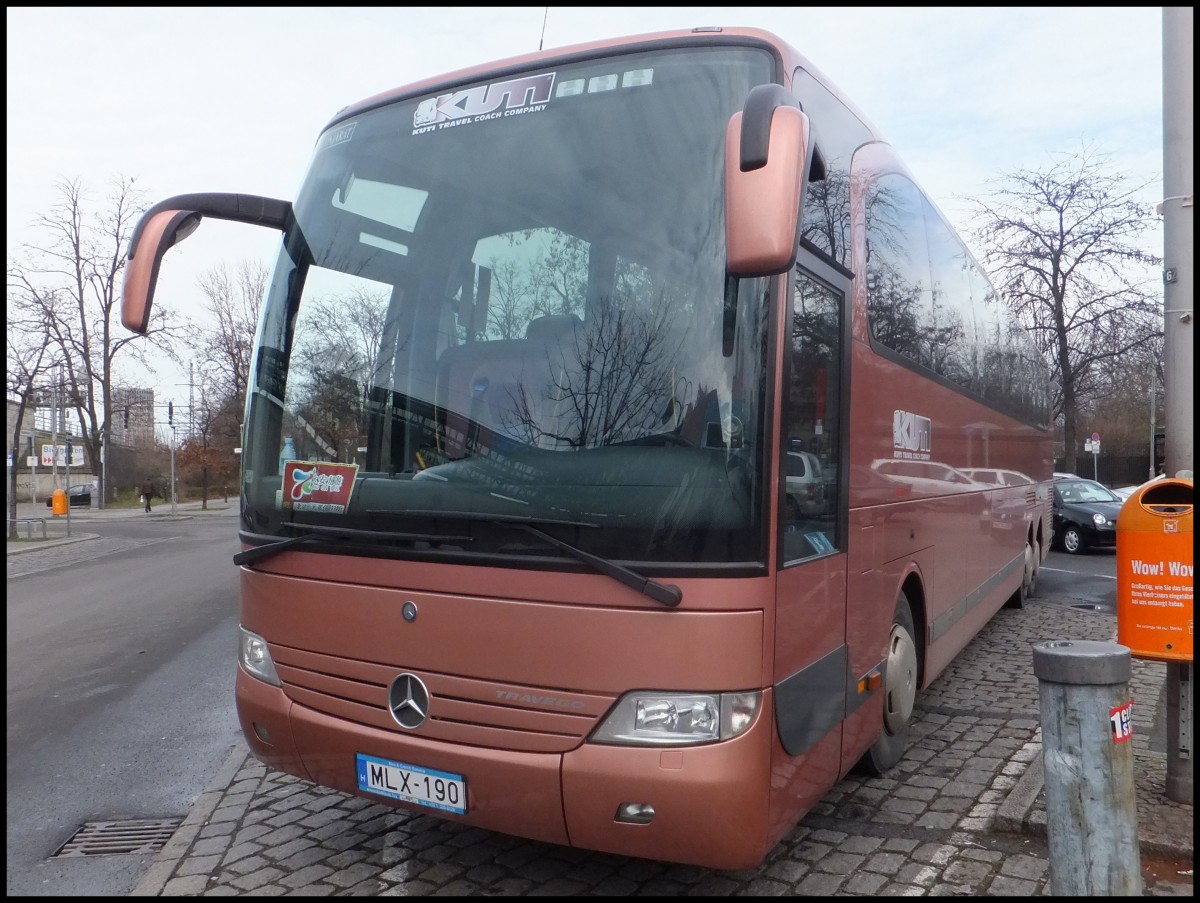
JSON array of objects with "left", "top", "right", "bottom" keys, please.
[
  {"left": 893, "top": 410, "right": 932, "bottom": 460},
  {"left": 412, "top": 73, "right": 556, "bottom": 133}
]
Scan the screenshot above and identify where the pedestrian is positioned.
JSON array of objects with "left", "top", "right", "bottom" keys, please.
[{"left": 141, "top": 477, "right": 155, "bottom": 512}]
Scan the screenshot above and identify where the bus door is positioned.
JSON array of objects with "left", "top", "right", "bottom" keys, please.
[{"left": 770, "top": 255, "right": 850, "bottom": 823}]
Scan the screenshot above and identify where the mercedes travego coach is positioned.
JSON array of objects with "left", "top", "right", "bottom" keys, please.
[{"left": 121, "top": 26, "right": 1053, "bottom": 869}]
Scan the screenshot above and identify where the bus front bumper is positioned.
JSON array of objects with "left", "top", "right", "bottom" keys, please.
[{"left": 237, "top": 669, "right": 774, "bottom": 869}]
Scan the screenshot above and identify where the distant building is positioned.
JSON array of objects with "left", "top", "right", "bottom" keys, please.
[
  {"left": 5, "top": 397, "right": 40, "bottom": 466},
  {"left": 110, "top": 386, "right": 157, "bottom": 447}
]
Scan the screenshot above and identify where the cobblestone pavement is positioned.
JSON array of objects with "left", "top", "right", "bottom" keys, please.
[
  {"left": 6, "top": 500, "right": 231, "bottom": 579},
  {"left": 6, "top": 534, "right": 177, "bottom": 578},
  {"left": 126, "top": 599, "right": 1192, "bottom": 897}
]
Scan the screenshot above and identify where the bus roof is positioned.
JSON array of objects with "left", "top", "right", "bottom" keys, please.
[{"left": 325, "top": 25, "right": 881, "bottom": 141}]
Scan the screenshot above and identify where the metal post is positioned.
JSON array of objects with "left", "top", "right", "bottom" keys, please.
[
  {"left": 170, "top": 425, "right": 177, "bottom": 516},
  {"left": 99, "top": 430, "right": 105, "bottom": 510},
  {"left": 1149, "top": 386, "right": 1156, "bottom": 480},
  {"left": 64, "top": 439, "right": 72, "bottom": 538},
  {"left": 50, "top": 378, "right": 59, "bottom": 487},
  {"left": 1162, "top": 3, "right": 1195, "bottom": 808},
  {"left": 1166, "top": 662, "right": 1193, "bottom": 803},
  {"left": 1033, "top": 640, "right": 1142, "bottom": 896}
]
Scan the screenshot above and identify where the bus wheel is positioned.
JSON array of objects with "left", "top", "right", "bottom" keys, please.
[
  {"left": 857, "top": 593, "right": 918, "bottom": 776},
  {"left": 1007, "top": 536, "right": 1039, "bottom": 609}
]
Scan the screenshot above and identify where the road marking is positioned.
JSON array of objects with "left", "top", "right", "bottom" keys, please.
[{"left": 1039, "top": 566, "right": 1116, "bottom": 580}]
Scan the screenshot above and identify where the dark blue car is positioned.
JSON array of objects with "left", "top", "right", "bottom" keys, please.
[{"left": 1052, "top": 477, "right": 1123, "bottom": 554}]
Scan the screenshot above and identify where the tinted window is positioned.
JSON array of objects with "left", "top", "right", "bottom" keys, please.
[
  {"left": 1057, "top": 480, "right": 1119, "bottom": 503},
  {"left": 782, "top": 268, "right": 842, "bottom": 562},
  {"left": 241, "top": 46, "right": 777, "bottom": 567},
  {"left": 865, "top": 171, "right": 1051, "bottom": 429},
  {"left": 792, "top": 68, "right": 873, "bottom": 269}
]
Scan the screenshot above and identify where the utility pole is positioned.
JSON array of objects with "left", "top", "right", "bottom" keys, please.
[
  {"left": 50, "top": 370, "right": 59, "bottom": 486},
  {"left": 1149, "top": 385, "right": 1156, "bottom": 480},
  {"left": 98, "top": 419, "right": 106, "bottom": 510},
  {"left": 170, "top": 425, "right": 178, "bottom": 516},
  {"left": 64, "top": 436, "right": 72, "bottom": 536},
  {"left": 189, "top": 362, "right": 195, "bottom": 441},
  {"left": 1160, "top": 4, "right": 1193, "bottom": 805}
]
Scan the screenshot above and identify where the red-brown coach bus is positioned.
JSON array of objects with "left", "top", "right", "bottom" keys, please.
[{"left": 122, "top": 26, "right": 1053, "bottom": 869}]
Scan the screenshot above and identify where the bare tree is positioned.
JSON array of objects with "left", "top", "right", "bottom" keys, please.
[
  {"left": 7, "top": 176, "right": 184, "bottom": 505},
  {"left": 289, "top": 288, "right": 390, "bottom": 459},
  {"left": 195, "top": 259, "right": 269, "bottom": 404},
  {"left": 173, "top": 260, "right": 271, "bottom": 506},
  {"left": 176, "top": 366, "right": 243, "bottom": 509},
  {"left": 6, "top": 306, "right": 61, "bottom": 534},
  {"left": 966, "top": 144, "right": 1162, "bottom": 470}
]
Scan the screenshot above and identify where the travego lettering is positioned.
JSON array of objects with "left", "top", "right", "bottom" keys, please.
[{"left": 494, "top": 690, "right": 585, "bottom": 709}]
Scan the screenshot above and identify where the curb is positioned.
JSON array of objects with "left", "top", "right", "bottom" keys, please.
[
  {"left": 6, "top": 533, "right": 100, "bottom": 556},
  {"left": 996, "top": 754, "right": 1045, "bottom": 834},
  {"left": 130, "top": 745, "right": 250, "bottom": 897},
  {"left": 7, "top": 504, "right": 234, "bottom": 556}
]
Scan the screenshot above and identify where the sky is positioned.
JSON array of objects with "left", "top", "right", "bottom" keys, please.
[{"left": 7, "top": 6, "right": 1167, "bottom": 416}]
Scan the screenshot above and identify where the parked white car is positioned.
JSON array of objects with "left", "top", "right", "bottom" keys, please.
[
  {"left": 870, "top": 459, "right": 988, "bottom": 496},
  {"left": 960, "top": 468, "right": 1033, "bottom": 487},
  {"left": 784, "top": 451, "right": 827, "bottom": 517},
  {"left": 1111, "top": 473, "right": 1166, "bottom": 502}
]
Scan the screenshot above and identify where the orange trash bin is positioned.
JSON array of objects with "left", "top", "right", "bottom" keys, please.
[
  {"left": 1116, "top": 478, "right": 1193, "bottom": 662},
  {"left": 51, "top": 488, "right": 68, "bottom": 516}
]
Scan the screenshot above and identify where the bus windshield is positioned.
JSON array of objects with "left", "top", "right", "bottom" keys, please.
[{"left": 241, "top": 45, "right": 776, "bottom": 566}]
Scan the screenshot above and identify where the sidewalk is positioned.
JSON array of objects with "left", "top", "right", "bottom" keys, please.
[
  {"left": 6, "top": 498, "right": 234, "bottom": 556},
  {"left": 131, "top": 598, "right": 1192, "bottom": 896}
]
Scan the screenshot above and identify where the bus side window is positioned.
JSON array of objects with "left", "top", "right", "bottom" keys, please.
[{"left": 782, "top": 268, "right": 842, "bottom": 562}]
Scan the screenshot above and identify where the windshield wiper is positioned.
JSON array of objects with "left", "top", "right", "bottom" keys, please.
[
  {"left": 280, "top": 510, "right": 684, "bottom": 608},
  {"left": 233, "top": 523, "right": 473, "bottom": 567},
  {"left": 514, "top": 524, "right": 682, "bottom": 608}
]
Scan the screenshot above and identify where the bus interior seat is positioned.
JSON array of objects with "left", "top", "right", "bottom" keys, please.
[{"left": 435, "top": 313, "right": 582, "bottom": 456}]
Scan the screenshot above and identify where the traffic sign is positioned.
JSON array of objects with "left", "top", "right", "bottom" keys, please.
[{"left": 39, "top": 443, "right": 85, "bottom": 467}]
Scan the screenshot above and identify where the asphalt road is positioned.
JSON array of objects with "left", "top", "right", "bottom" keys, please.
[
  {"left": 6, "top": 510, "right": 244, "bottom": 897},
  {"left": 1036, "top": 546, "right": 1118, "bottom": 612}
]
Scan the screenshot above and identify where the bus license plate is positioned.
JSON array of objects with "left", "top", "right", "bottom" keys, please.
[{"left": 356, "top": 753, "right": 467, "bottom": 815}]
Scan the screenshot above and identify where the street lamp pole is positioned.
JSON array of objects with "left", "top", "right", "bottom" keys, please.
[
  {"left": 1160, "top": 4, "right": 1193, "bottom": 807},
  {"left": 1149, "top": 383, "right": 1156, "bottom": 480},
  {"left": 170, "top": 424, "right": 177, "bottom": 516}
]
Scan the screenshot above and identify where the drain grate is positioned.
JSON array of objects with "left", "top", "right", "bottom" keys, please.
[{"left": 53, "top": 817, "right": 184, "bottom": 858}]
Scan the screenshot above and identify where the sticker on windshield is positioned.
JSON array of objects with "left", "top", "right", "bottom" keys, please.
[
  {"left": 280, "top": 461, "right": 358, "bottom": 513},
  {"left": 316, "top": 121, "right": 357, "bottom": 153},
  {"left": 412, "top": 73, "right": 555, "bottom": 135}
]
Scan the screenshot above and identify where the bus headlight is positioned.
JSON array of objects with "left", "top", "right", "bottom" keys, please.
[
  {"left": 238, "top": 626, "right": 281, "bottom": 686},
  {"left": 590, "top": 691, "right": 760, "bottom": 746}
]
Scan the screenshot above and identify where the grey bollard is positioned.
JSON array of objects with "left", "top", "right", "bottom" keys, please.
[{"left": 1032, "top": 640, "right": 1142, "bottom": 895}]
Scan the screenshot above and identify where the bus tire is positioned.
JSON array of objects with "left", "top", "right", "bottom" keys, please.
[
  {"left": 1006, "top": 535, "right": 1039, "bottom": 609},
  {"left": 856, "top": 593, "right": 918, "bottom": 776},
  {"left": 1027, "top": 536, "right": 1040, "bottom": 595}
]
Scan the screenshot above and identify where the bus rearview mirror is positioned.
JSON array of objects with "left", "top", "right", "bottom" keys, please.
[
  {"left": 122, "top": 193, "right": 291, "bottom": 335},
  {"left": 724, "top": 87, "right": 809, "bottom": 277}
]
